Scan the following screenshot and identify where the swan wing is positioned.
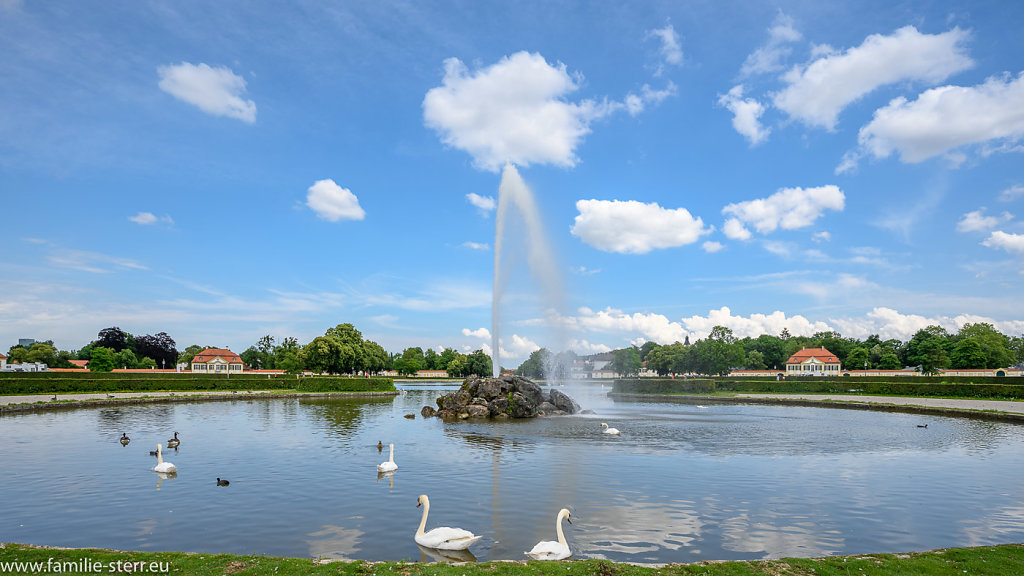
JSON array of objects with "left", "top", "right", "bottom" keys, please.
[
  {"left": 377, "top": 462, "right": 398, "bottom": 472},
  {"left": 154, "top": 462, "right": 177, "bottom": 473},
  {"left": 416, "top": 527, "right": 481, "bottom": 550},
  {"left": 525, "top": 541, "right": 570, "bottom": 560}
]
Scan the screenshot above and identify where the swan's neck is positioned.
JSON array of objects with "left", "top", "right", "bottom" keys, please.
[
  {"left": 156, "top": 445, "right": 163, "bottom": 465},
  {"left": 556, "top": 512, "right": 567, "bottom": 547},
  {"left": 389, "top": 444, "right": 394, "bottom": 463},
  {"left": 416, "top": 498, "right": 429, "bottom": 537}
]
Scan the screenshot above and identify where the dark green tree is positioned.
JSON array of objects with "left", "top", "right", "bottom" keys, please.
[
  {"left": 951, "top": 338, "right": 987, "bottom": 369},
  {"left": 88, "top": 346, "right": 117, "bottom": 372}
]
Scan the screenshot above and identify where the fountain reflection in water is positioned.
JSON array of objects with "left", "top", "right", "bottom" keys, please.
[{"left": 491, "top": 164, "right": 568, "bottom": 378}]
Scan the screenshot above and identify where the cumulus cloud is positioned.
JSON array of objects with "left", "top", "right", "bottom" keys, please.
[
  {"left": 462, "top": 327, "right": 491, "bottom": 339},
  {"left": 157, "top": 62, "right": 257, "bottom": 123},
  {"left": 305, "top": 179, "right": 365, "bottom": 222},
  {"left": 504, "top": 334, "right": 541, "bottom": 358},
  {"left": 681, "top": 307, "right": 833, "bottom": 340},
  {"left": 719, "top": 85, "right": 771, "bottom": 145},
  {"left": 422, "top": 52, "right": 617, "bottom": 171},
  {"left": 625, "top": 82, "right": 678, "bottom": 116},
  {"left": 722, "top": 218, "right": 752, "bottom": 241},
  {"left": 571, "top": 199, "right": 711, "bottom": 254},
  {"left": 129, "top": 212, "right": 173, "bottom": 226},
  {"left": 649, "top": 23, "right": 683, "bottom": 73},
  {"left": 773, "top": 26, "right": 972, "bottom": 130},
  {"left": 999, "top": 184, "right": 1024, "bottom": 202},
  {"left": 575, "top": 306, "right": 689, "bottom": 344},
  {"left": 721, "top": 185, "right": 845, "bottom": 235},
  {"left": 981, "top": 230, "right": 1024, "bottom": 254},
  {"left": 852, "top": 72, "right": 1024, "bottom": 166},
  {"left": 812, "top": 231, "right": 831, "bottom": 243},
  {"left": 466, "top": 192, "right": 495, "bottom": 213},
  {"left": 702, "top": 241, "right": 725, "bottom": 253},
  {"left": 569, "top": 339, "right": 612, "bottom": 354},
  {"left": 741, "top": 12, "right": 802, "bottom": 77},
  {"left": 956, "top": 209, "right": 1014, "bottom": 233}
]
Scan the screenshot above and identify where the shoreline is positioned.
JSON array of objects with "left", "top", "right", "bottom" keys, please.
[{"left": 610, "top": 392, "right": 1024, "bottom": 423}]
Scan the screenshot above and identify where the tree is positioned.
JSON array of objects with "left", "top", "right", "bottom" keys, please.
[
  {"left": 845, "top": 347, "right": 870, "bottom": 371},
  {"left": 465, "top": 350, "right": 492, "bottom": 376},
  {"left": 424, "top": 348, "right": 440, "bottom": 370},
  {"left": 88, "top": 347, "right": 117, "bottom": 372},
  {"left": 608, "top": 347, "right": 642, "bottom": 376},
  {"left": 692, "top": 326, "right": 745, "bottom": 376},
  {"left": 744, "top": 349, "right": 766, "bottom": 370},
  {"left": 275, "top": 337, "right": 304, "bottom": 374},
  {"left": 905, "top": 326, "right": 951, "bottom": 373},
  {"left": 878, "top": 353, "right": 902, "bottom": 370},
  {"left": 96, "top": 327, "right": 131, "bottom": 352},
  {"left": 134, "top": 332, "right": 177, "bottom": 370},
  {"left": 115, "top": 348, "right": 139, "bottom": 370},
  {"left": 305, "top": 336, "right": 343, "bottom": 374},
  {"left": 639, "top": 341, "right": 659, "bottom": 361},
  {"left": 446, "top": 353, "right": 467, "bottom": 377},
  {"left": 395, "top": 347, "right": 424, "bottom": 375},
  {"left": 951, "top": 338, "right": 987, "bottom": 369},
  {"left": 177, "top": 345, "right": 208, "bottom": 368},
  {"left": 956, "top": 323, "right": 1013, "bottom": 368},
  {"left": 517, "top": 348, "right": 552, "bottom": 379},
  {"left": 361, "top": 340, "right": 388, "bottom": 375}
]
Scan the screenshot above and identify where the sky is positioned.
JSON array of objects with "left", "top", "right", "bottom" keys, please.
[{"left": 2, "top": 1, "right": 1023, "bottom": 367}]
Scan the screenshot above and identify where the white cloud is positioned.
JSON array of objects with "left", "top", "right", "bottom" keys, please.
[
  {"left": 466, "top": 192, "right": 495, "bottom": 212},
  {"left": 681, "top": 306, "right": 833, "bottom": 340},
  {"left": 812, "top": 231, "right": 831, "bottom": 243},
  {"left": 462, "top": 241, "right": 489, "bottom": 251},
  {"left": 157, "top": 62, "right": 257, "bottom": 123},
  {"left": 422, "top": 51, "right": 616, "bottom": 171},
  {"left": 773, "top": 26, "right": 972, "bottom": 130},
  {"left": 649, "top": 23, "right": 683, "bottom": 72},
  {"left": 571, "top": 199, "right": 711, "bottom": 254},
  {"left": 999, "top": 184, "right": 1024, "bottom": 202},
  {"left": 854, "top": 72, "right": 1024, "bottom": 165},
  {"left": 702, "top": 241, "right": 725, "bottom": 253},
  {"left": 956, "top": 209, "right": 1014, "bottom": 233},
  {"left": 504, "top": 334, "right": 541, "bottom": 359},
  {"left": 574, "top": 306, "right": 689, "bottom": 345},
  {"left": 128, "top": 212, "right": 174, "bottom": 226},
  {"left": 722, "top": 218, "right": 752, "bottom": 241},
  {"left": 721, "top": 185, "right": 845, "bottom": 235},
  {"left": 462, "top": 327, "right": 491, "bottom": 339},
  {"left": 982, "top": 230, "right": 1024, "bottom": 254},
  {"left": 305, "top": 179, "right": 365, "bottom": 222},
  {"left": 741, "top": 12, "right": 802, "bottom": 77},
  {"left": 572, "top": 266, "right": 600, "bottom": 276},
  {"left": 625, "top": 82, "right": 678, "bottom": 116},
  {"left": 719, "top": 85, "right": 771, "bottom": 145},
  {"left": 569, "top": 339, "right": 612, "bottom": 354}
]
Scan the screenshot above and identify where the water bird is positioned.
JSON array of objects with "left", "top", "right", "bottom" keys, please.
[
  {"left": 377, "top": 443, "right": 398, "bottom": 473},
  {"left": 414, "top": 494, "right": 482, "bottom": 550},
  {"left": 525, "top": 508, "right": 572, "bottom": 560},
  {"left": 152, "top": 444, "right": 177, "bottom": 474},
  {"left": 404, "top": 413, "right": 415, "bottom": 419},
  {"left": 917, "top": 424, "right": 928, "bottom": 428},
  {"left": 377, "top": 441, "right": 383, "bottom": 452},
  {"left": 106, "top": 394, "right": 115, "bottom": 399},
  {"left": 51, "top": 395, "right": 57, "bottom": 401},
  {"left": 119, "top": 433, "right": 130, "bottom": 446},
  {"left": 167, "top": 431, "right": 180, "bottom": 448},
  {"left": 600, "top": 423, "right": 621, "bottom": 435},
  {"left": 216, "top": 478, "right": 230, "bottom": 486},
  {"left": 149, "top": 449, "right": 159, "bottom": 456}
]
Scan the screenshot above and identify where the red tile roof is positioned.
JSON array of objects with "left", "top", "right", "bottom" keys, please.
[
  {"left": 69, "top": 359, "right": 88, "bottom": 368},
  {"left": 191, "top": 348, "right": 243, "bottom": 364},
  {"left": 785, "top": 347, "right": 839, "bottom": 364}
]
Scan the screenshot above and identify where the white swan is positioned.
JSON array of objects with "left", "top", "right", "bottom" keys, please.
[
  {"left": 377, "top": 443, "right": 398, "bottom": 473},
  {"left": 525, "top": 508, "right": 572, "bottom": 560},
  {"left": 414, "top": 494, "right": 482, "bottom": 550},
  {"left": 600, "top": 422, "right": 621, "bottom": 435},
  {"left": 153, "top": 443, "right": 177, "bottom": 474}
]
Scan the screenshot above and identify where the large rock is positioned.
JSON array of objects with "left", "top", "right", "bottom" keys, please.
[{"left": 423, "top": 375, "right": 579, "bottom": 420}]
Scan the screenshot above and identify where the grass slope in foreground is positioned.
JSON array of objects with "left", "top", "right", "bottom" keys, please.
[{"left": 2, "top": 543, "right": 1023, "bottom": 575}]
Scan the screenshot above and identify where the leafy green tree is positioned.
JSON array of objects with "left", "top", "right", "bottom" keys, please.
[
  {"left": 256, "top": 335, "right": 276, "bottom": 369},
  {"left": 465, "top": 350, "right": 492, "bottom": 376},
  {"left": 951, "top": 338, "right": 987, "bottom": 369},
  {"left": 361, "top": 340, "right": 388, "bottom": 375},
  {"left": 517, "top": 348, "right": 552, "bottom": 378},
  {"left": 446, "top": 353, "right": 467, "bottom": 377},
  {"left": 240, "top": 346, "right": 261, "bottom": 369},
  {"left": 878, "top": 353, "right": 902, "bottom": 370},
  {"left": 609, "top": 347, "right": 642, "bottom": 376},
  {"left": 134, "top": 332, "right": 177, "bottom": 370},
  {"left": 423, "top": 348, "right": 440, "bottom": 370},
  {"left": 639, "top": 341, "right": 659, "bottom": 361},
  {"left": 138, "top": 356, "right": 157, "bottom": 369},
  {"left": 845, "top": 347, "right": 870, "bottom": 371},
  {"left": 88, "top": 347, "right": 117, "bottom": 372},
  {"left": 905, "top": 326, "right": 951, "bottom": 373},
  {"left": 744, "top": 349, "right": 766, "bottom": 370},
  {"left": 177, "top": 345, "right": 208, "bottom": 368},
  {"left": 115, "top": 348, "right": 139, "bottom": 369},
  {"left": 956, "top": 323, "right": 1013, "bottom": 368},
  {"left": 96, "top": 327, "right": 131, "bottom": 352},
  {"left": 438, "top": 348, "right": 458, "bottom": 371},
  {"left": 276, "top": 338, "right": 304, "bottom": 374},
  {"left": 693, "top": 326, "right": 745, "bottom": 375},
  {"left": 305, "top": 336, "right": 344, "bottom": 374}
]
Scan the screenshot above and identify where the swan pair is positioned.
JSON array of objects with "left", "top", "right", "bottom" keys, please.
[
  {"left": 152, "top": 443, "right": 177, "bottom": 474},
  {"left": 377, "top": 443, "right": 398, "bottom": 473},
  {"left": 600, "top": 422, "right": 621, "bottom": 435}
]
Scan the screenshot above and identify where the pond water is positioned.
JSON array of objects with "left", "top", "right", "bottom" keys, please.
[{"left": 2, "top": 383, "right": 1024, "bottom": 564}]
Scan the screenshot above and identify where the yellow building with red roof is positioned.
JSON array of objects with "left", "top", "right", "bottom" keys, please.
[
  {"left": 785, "top": 347, "right": 841, "bottom": 376},
  {"left": 191, "top": 348, "right": 245, "bottom": 374}
]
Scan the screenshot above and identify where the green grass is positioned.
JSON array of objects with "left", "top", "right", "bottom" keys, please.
[{"left": 2, "top": 542, "right": 1022, "bottom": 575}]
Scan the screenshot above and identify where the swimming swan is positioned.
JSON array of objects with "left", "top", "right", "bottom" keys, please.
[
  {"left": 153, "top": 443, "right": 177, "bottom": 474},
  {"left": 414, "top": 494, "right": 482, "bottom": 550},
  {"left": 166, "top": 431, "right": 180, "bottom": 448},
  {"left": 525, "top": 508, "right": 572, "bottom": 560},
  {"left": 377, "top": 443, "right": 398, "bottom": 473},
  {"left": 600, "top": 423, "right": 621, "bottom": 435}
]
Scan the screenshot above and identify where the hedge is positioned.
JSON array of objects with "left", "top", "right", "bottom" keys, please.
[
  {"left": 0, "top": 373, "right": 395, "bottom": 395},
  {"left": 613, "top": 377, "right": 1024, "bottom": 400}
]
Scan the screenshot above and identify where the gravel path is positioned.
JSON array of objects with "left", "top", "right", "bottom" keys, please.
[{"left": 735, "top": 393, "right": 1024, "bottom": 415}]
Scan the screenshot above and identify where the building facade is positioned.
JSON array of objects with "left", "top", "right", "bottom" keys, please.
[
  {"left": 190, "top": 348, "right": 245, "bottom": 373},
  {"left": 785, "top": 347, "right": 841, "bottom": 376}
]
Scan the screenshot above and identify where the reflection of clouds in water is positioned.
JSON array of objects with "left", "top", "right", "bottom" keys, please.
[
  {"left": 577, "top": 499, "right": 701, "bottom": 561},
  {"left": 134, "top": 518, "right": 158, "bottom": 537},
  {"left": 307, "top": 523, "right": 364, "bottom": 560},
  {"left": 720, "top": 512, "right": 844, "bottom": 558},
  {"left": 960, "top": 505, "right": 1024, "bottom": 547}
]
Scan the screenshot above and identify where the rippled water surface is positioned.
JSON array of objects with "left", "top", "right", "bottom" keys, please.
[{"left": 2, "top": 383, "right": 1024, "bottom": 564}]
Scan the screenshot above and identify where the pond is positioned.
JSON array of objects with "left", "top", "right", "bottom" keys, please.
[{"left": 2, "top": 382, "right": 1024, "bottom": 564}]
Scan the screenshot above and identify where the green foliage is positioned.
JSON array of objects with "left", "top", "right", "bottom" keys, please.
[
  {"left": 609, "top": 347, "right": 642, "bottom": 376},
  {"left": 517, "top": 348, "right": 552, "bottom": 378},
  {"left": 88, "top": 347, "right": 116, "bottom": 372},
  {"left": 0, "top": 372, "right": 393, "bottom": 395},
  {"left": 951, "top": 338, "right": 987, "bottom": 369},
  {"left": 295, "top": 377, "right": 394, "bottom": 393}
]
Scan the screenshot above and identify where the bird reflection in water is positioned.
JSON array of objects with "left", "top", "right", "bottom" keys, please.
[
  {"left": 154, "top": 471, "right": 176, "bottom": 490},
  {"left": 376, "top": 470, "right": 395, "bottom": 487},
  {"left": 416, "top": 543, "right": 477, "bottom": 563}
]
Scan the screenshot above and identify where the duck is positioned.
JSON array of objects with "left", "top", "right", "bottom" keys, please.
[
  {"left": 377, "top": 443, "right": 398, "bottom": 473},
  {"left": 917, "top": 424, "right": 928, "bottom": 428},
  {"left": 166, "top": 431, "right": 180, "bottom": 448},
  {"left": 525, "top": 508, "right": 572, "bottom": 560},
  {"left": 149, "top": 449, "right": 159, "bottom": 456},
  {"left": 152, "top": 443, "right": 177, "bottom": 474},
  {"left": 414, "top": 494, "right": 482, "bottom": 550},
  {"left": 600, "top": 422, "right": 621, "bottom": 435},
  {"left": 216, "top": 478, "right": 230, "bottom": 486},
  {"left": 120, "top": 433, "right": 130, "bottom": 446},
  {"left": 377, "top": 440, "right": 384, "bottom": 452}
]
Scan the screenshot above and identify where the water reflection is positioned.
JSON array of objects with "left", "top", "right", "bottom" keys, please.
[{"left": 417, "top": 543, "right": 477, "bottom": 563}]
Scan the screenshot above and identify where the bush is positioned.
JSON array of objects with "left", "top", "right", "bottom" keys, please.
[{"left": 0, "top": 373, "right": 394, "bottom": 395}]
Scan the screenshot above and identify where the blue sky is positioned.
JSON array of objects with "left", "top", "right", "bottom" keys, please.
[{"left": 2, "top": 1, "right": 1023, "bottom": 366}]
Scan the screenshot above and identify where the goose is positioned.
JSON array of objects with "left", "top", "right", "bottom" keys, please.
[
  {"left": 917, "top": 424, "right": 928, "bottom": 428},
  {"left": 216, "top": 478, "right": 230, "bottom": 486},
  {"left": 51, "top": 395, "right": 58, "bottom": 401},
  {"left": 600, "top": 423, "right": 621, "bottom": 435},
  {"left": 120, "top": 433, "right": 130, "bottom": 446},
  {"left": 414, "top": 494, "right": 482, "bottom": 550},
  {"left": 152, "top": 443, "right": 177, "bottom": 474},
  {"left": 166, "top": 431, "right": 180, "bottom": 448},
  {"left": 377, "top": 443, "right": 398, "bottom": 473},
  {"left": 377, "top": 441, "right": 384, "bottom": 452},
  {"left": 525, "top": 508, "right": 572, "bottom": 560}
]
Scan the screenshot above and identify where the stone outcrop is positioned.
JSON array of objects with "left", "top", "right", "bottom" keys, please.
[{"left": 424, "top": 375, "right": 580, "bottom": 420}]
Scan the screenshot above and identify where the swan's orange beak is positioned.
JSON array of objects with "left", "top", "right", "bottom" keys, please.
[
  {"left": 567, "top": 515, "right": 572, "bottom": 524},
  {"left": 416, "top": 499, "right": 421, "bottom": 507}
]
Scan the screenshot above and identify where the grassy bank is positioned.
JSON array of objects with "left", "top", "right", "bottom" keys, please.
[
  {"left": 0, "top": 373, "right": 395, "bottom": 395},
  {"left": 2, "top": 542, "right": 1022, "bottom": 575},
  {"left": 613, "top": 377, "right": 1024, "bottom": 400}
]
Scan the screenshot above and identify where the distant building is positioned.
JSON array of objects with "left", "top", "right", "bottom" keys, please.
[
  {"left": 190, "top": 348, "right": 244, "bottom": 374},
  {"left": 0, "top": 353, "right": 6, "bottom": 370},
  {"left": 69, "top": 359, "right": 88, "bottom": 369},
  {"left": 785, "top": 347, "right": 841, "bottom": 376},
  {"left": 416, "top": 369, "right": 448, "bottom": 378}
]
